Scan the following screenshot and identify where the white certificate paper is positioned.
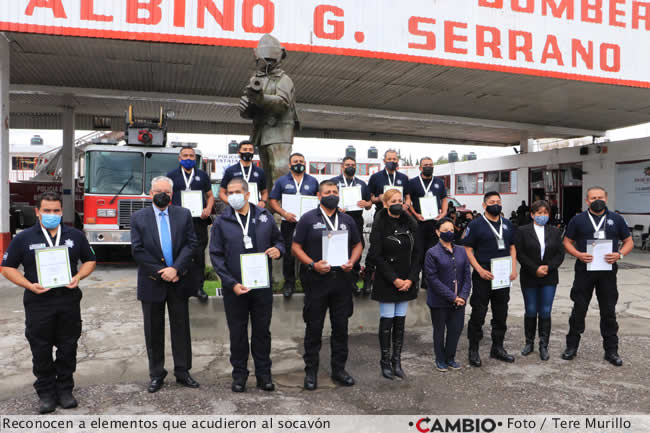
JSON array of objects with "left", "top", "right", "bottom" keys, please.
[
  {"left": 281, "top": 194, "right": 301, "bottom": 220},
  {"left": 322, "top": 230, "right": 349, "bottom": 267},
  {"left": 420, "top": 196, "right": 439, "bottom": 221},
  {"left": 383, "top": 185, "right": 404, "bottom": 196},
  {"left": 35, "top": 246, "right": 72, "bottom": 289},
  {"left": 587, "top": 240, "right": 613, "bottom": 271},
  {"left": 341, "top": 186, "right": 362, "bottom": 211},
  {"left": 181, "top": 190, "right": 203, "bottom": 218},
  {"left": 240, "top": 253, "right": 270, "bottom": 289},
  {"left": 491, "top": 256, "right": 512, "bottom": 290},
  {"left": 300, "top": 196, "right": 320, "bottom": 218},
  {"left": 247, "top": 182, "right": 259, "bottom": 204}
]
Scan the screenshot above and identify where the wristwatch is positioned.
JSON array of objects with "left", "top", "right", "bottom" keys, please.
[
  {"left": 308, "top": 261, "right": 315, "bottom": 271},
  {"left": 618, "top": 252, "right": 624, "bottom": 260}
]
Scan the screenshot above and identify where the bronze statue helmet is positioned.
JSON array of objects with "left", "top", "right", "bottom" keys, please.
[{"left": 255, "top": 34, "right": 287, "bottom": 66}]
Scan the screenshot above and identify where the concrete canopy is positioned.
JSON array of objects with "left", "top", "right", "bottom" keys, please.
[{"left": 7, "top": 31, "right": 642, "bottom": 147}]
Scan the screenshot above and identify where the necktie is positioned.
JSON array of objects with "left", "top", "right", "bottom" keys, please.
[{"left": 159, "top": 212, "right": 174, "bottom": 266}]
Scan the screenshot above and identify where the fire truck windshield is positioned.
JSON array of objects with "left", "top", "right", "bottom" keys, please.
[
  {"left": 144, "top": 152, "right": 188, "bottom": 191},
  {"left": 85, "top": 151, "right": 144, "bottom": 195}
]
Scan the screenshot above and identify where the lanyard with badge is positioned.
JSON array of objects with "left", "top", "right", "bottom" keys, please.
[
  {"left": 41, "top": 225, "right": 62, "bottom": 247},
  {"left": 386, "top": 170, "right": 396, "bottom": 187},
  {"left": 588, "top": 212, "right": 606, "bottom": 239},
  {"left": 182, "top": 168, "right": 195, "bottom": 191},
  {"left": 482, "top": 214, "right": 506, "bottom": 250},
  {"left": 235, "top": 211, "right": 253, "bottom": 250},
  {"left": 343, "top": 176, "right": 355, "bottom": 188},
  {"left": 292, "top": 174, "right": 304, "bottom": 196},
  {"left": 419, "top": 175, "right": 434, "bottom": 198}
]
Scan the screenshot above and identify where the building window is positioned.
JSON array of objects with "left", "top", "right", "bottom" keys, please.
[
  {"left": 456, "top": 174, "right": 478, "bottom": 194},
  {"left": 456, "top": 170, "right": 516, "bottom": 195},
  {"left": 12, "top": 157, "right": 38, "bottom": 171},
  {"left": 309, "top": 162, "right": 342, "bottom": 176}
]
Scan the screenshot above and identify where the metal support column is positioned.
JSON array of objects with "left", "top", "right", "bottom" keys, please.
[
  {"left": 0, "top": 34, "right": 10, "bottom": 255},
  {"left": 62, "top": 105, "right": 76, "bottom": 226}
]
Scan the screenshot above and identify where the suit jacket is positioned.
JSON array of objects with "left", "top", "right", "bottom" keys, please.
[
  {"left": 131, "top": 205, "right": 198, "bottom": 302},
  {"left": 514, "top": 222, "right": 565, "bottom": 288}
]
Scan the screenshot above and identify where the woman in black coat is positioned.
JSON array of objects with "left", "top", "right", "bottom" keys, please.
[
  {"left": 514, "top": 200, "right": 565, "bottom": 361},
  {"left": 368, "top": 189, "right": 421, "bottom": 380}
]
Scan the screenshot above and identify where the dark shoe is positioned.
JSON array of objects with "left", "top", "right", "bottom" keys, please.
[
  {"left": 331, "top": 370, "right": 355, "bottom": 386},
  {"left": 353, "top": 284, "right": 362, "bottom": 297},
  {"left": 604, "top": 352, "right": 623, "bottom": 367},
  {"left": 561, "top": 346, "right": 578, "bottom": 360},
  {"left": 538, "top": 317, "right": 551, "bottom": 361},
  {"left": 490, "top": 345, "right": 515, "bottom": 363},
  {"left": 304, "top": 371, "right": 317, "bottom": 391},
  {"left": 379, "top": 317, "right": 394, "bottom": 380},
  {"left": 521, "top": 316, "right": 536, "bottom": 356},
  {"left": 435, "top": 360, "right": 448, "bottom": 372},
  {"left": 231, "top": 379, "right": 246, "bottom": 393},
  {"left": 446, "top": 360, "right": 462, "bottom": 370},
  {"left": 39, "top": 395, "right": 56, "bottom": 414},
  {"left": 196, "top": 289, "right": 209, "bottom": 303},
  {"left": 391, "top": 316, "right": 406, "bottom": 379},
  {"left": 282, "top": 282, "right": 295, "bottom": 298},
  {"left": 256, "top": 376, "right": 275, "bottom": 391},
  {"left": 176, "top": 375, "right": 200, "bottom": 388},
  {"left": 468, "top": 341, "right": 482, "bottom": 367},
  {"left": 147, "top": 377, "right": 165, "bottom": 393},
  {"left": 361, "top": 275, "right": 372, "bottom": 295},
  {"left": 56, "top": 391, "right": 78, "bottom": 409}
]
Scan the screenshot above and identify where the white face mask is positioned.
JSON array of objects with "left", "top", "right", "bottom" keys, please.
[{"left": 228, "top": 193, "right": 246, "bottom": 210}]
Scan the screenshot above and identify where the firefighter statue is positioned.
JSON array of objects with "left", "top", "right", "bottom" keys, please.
[{"left": 239, "top": 34, "right": 299, "bottom": 189}]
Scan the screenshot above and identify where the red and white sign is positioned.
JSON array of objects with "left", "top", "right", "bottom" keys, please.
[{"left": 1, "top": 0, "right": 650, "bottom": 87}]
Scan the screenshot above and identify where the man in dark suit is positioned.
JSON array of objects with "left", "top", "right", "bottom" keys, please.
[{"left": 131, "top": 176, "right": 200, "bottom": 393}]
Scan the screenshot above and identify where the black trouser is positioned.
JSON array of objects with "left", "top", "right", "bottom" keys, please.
[
  {"left": 192, "top": 219, "right": 209, "bottom": 291},
  {"left": 280, "top": 221, "right": 297, "bottom": 284},
  {"left": 141, "top": 285, "right": 192, "bottom": 380},
  {"left": 417, "top": 219, "right": 438, "bottom": 286},
  {"left": 430, "top": 306, "right": 465, "bottom": 362},
  {"left": 566, "top": 269, "right": 619, "bottom": 352},
  {"left": 467, "top": 270, "right": 510, "bottom": 345},
  {"left": 24, "top": 289, "right": 82, "bottom": 398},
  {"left": 223, "top": 288, "right": 273, "bottom": 380},
  {"left": 302, "top": 270, "right": 354, "bottom": 373}
]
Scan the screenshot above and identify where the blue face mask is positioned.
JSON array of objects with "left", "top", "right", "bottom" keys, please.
[
  {"left": 41, "top": 214, "right": 62, "bottom": 229},
  {"left": 534, "top": 215, "right": 549, "bottom": 226},
  {"left": 180, "top": 159, "right": 196, "bottom": 170}
]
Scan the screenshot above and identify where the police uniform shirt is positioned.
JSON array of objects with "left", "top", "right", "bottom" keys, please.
[
  {"left": 293, "top": 208, "right": 361, "bottom": 263},
  {"left": 330, "top": 174, "right": 370, "bottom": 217},
  {"left": 368, "top": 170, "right": 410, "bottom": 209},
  {"left": 461, "top": 216, "right": 515, "bottom": 265},
  {"left": 220, "top": 163, "right": 267, "bottom": 198},
  {"left": 269, "top": 173, "right": 319, "bottom": 200},
  {"left": 565, "top": 209, "right": 630, "bottom": 270},
  {"left": 408, "top": 175, "right": 447, "bottom": 215},
  {"left": 167, "top": 166, "right": 211, "bottom": 209},
  {"left": 1, "top": 224, "right": 96, "bottom": 302}
]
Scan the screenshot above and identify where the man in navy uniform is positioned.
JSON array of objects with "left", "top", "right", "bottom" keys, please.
[
  {"left": 269, "top": 152, "right": 319, "bottom": 298},
  {"left": 219, "top": 140, "right": 268, "bottom": 208},
  {"left": 408, "top": 157, "right": 448, "bottom": 288},
  {"left": 131, "top": 176, "right": 200, "bottom": 393},
  {"left": 167, "top": 145, "right": 214, "bottom": 303},
  {"left": 1, "top": 192, "right": 96, "bottom": 413},
  {"left": 210, "top": 178, "right": 284, "bottom": 392},
  {"left": 463, "top": 191, "right": 518, "bottom": 367},
  {"left": 561, "top": 186, "right": 633, "bottom": 366},
  {"left": 292, "top": 180, "right": 363, "bottom": 390},
  {"left": 330, "top": 156, "right": 372, "bottom": 295}
]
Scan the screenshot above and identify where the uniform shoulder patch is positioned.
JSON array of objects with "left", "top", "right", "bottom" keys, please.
[
  {"left": 65, "top": 239, "right": 75, "bottom": 248},
  {"left": 253, "top": 172, "right": 259, "bottom": 178},
  {"left": 258, "top": 214, "right": 268, "bottom": 223},
  {"left": 340, "top": 224, "right": 347, "bottom": 231},
  {"left": 304, "top": 185, "right": 311, "bottom": 191},
  {"left": 607, "top": 219, "right": 614, "bottom": 226}
]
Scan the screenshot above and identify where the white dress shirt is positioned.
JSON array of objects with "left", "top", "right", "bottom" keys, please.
[{"left": 533, "top": 223, "right": 546, "bottom": 259}]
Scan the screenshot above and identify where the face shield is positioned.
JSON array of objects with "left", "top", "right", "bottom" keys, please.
[{"left": 255, "top": 34, "right": 286, "bottom": 74}]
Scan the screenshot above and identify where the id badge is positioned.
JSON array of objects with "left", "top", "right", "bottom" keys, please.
[
  {"left": 594, "top": 231, "right": 605, "bottom": 240},
  {"left": 243, "top": 236, "right": 253, "bottom": 249},
  {"left": 497, "top": 239, "right": 506, "bottom": 250},
  {"left": 425, "top": 192, "right": 433, "bottom": 198}
]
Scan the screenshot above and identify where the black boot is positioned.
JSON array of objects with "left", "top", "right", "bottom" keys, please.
[
  {"left": 196, "top": 288, "right": 209, "bottom": 303},
  {"left": 490, "top": 344, "right": 515, "bottom": 363},
  {"left": 282, "top": 281, "right": 295, "bottom": 298},
  {"left": 391, "top": 316, "right": 406, "bottom": 379},
  {"left": 521, "top": 316, "right": 536, "bottom": 356},
  {"left": 468, "top": 340, "right": 482, "bottom": 367},
  {"left": 379, "top": 317, "right": 394, "bottom": 380},
  {"left": 538, "top": 317, "right": 551, "bottom": 361}
]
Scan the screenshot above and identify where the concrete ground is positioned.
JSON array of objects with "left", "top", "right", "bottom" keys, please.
[{"left": 0, "top": 250, "right": 648, "bottom": 415}]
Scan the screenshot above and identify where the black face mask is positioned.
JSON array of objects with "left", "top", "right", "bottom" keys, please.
[
  {"left": 439, "top": 231, "right": 455, "bottom": 243},
  {"left": 321, "top": 195, "right": 339, "bottom": 210},
  {"left": 385, "top": 162, "right": 398, "bottom": 171},
  {"left": 240, "top": 152, "right": 254, "bottom": 162},
  {"left": 486, "top": 204, "right": 502, "bottom": 216},
  {"left": 388, "top": 204, "right": 403, "bottom": 216},
  {"left": 291, "top": 163, "right": 305, "bottom": 174},
  {"left": 344, "top": 167, "right": 356, "bottom": 177},
  {"left": 590, "top": 200, "right": 606, "bottom": 213},
  {"left": 153, "top": 192, "right": 171, "bottom": 208},
  {"left": 422, "top": 166, "right": 433, "bottom": 177}
]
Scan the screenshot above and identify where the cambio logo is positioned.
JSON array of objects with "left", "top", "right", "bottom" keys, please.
[{"left": 409, "top": 417, "right": 499, "bottom": 432}]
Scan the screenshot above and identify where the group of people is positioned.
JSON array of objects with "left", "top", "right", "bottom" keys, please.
[{"left": 0, "top": 144, "right": 634, "bottom": 414}]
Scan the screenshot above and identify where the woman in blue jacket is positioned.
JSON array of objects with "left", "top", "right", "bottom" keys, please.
[{"left": 424, "top": 218, "right": 472, "bottom": 372}]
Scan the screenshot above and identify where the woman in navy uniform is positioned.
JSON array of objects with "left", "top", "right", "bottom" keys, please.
[
  {"left": 210, "top": 177, "right": 284, "bottom": 392},
  {"left": 367, "top": 188, "right": 421, "bottom": 380},
  {"left": 292, "top": 180, "right": 363, "bottom": 391},
  {"left": 1, "top": 192, "right": 96, "bottom": 413}
]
